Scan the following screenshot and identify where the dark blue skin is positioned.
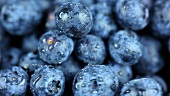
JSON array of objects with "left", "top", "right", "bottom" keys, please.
[
  {"left": 73, "top": 65, "right": 119, "bottom": 96},
  {"left": 0, "top": 66, "right": 28, "bottom": 96},
  {"left": 89, "top": 3, "right": 117, "bottom": 39},
  {"left": 22, "top": 34, "right": 39, "bottom": 52},
  {"left": 55, "top": 56, "right": 81, "bottom": 81},
  {"left": 30, "top": 65, "right": 65, "bottom": 96},
  {"left": 1, "top": 47, "right": 22, "bottom": 68},
  {"left": 116, "top": 0, "right": 149, "bottom": 30},
  {"left": 0, "top": 0, "right": 42, "bottom": 35},
  {"left": 144, "top": 75, "right": 167, "bottom": 94},
  {"left": 151, "top": 0, "right": 170, "bottom": 37},
  {"left": 55, "top": 2, "right": 93, "bottom": 38},
  {"left": 108, "top": 30, "right": 142, "bottom": 66},
  {"left": 19, "top": 52, "right": 46, "bottom": 74},
  {"left": 120, "top": 78, "right": 163, "bottom": 96},
  {"left": 38, "top": 31, "right": 74, "bottom": 64},
  {"left": 134, "top": 36, "right": 164, "bottom": 75},
  {"left": 107, "top": 63, "right": 132, "bottom": 85},
  {"left": 75, "top": 35, "right": 106, "bottom": 65}
]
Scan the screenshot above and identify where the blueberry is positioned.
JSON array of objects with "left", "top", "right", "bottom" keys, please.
[
  {"left": 30, "top": 65, "right": 65, "bottom": 96},
  {"left": 151, "top": 0, "right": 170, "bottom": 37},
  {"left": 19, "top": 52, "right": 46, "bottom": 74},
  {"left": 89, "top": 3, "right": 117, "bottom": 39},
  {"left": 116, "top": 0, "right": 149, "bottom": 30},
  {"left": 73, "top": 65, "right": 119, "bottom": 96},
  {"left": 22, "top": 34, "right": 39, "bottom": 52},
  {"left": 0, "top": 66, "right": 28, "bottom": 96},
  {"left": 107, "top": 63, "right": 132, "bottom": 85},
  {"left": 55, "top": 56, "right": 81, "bottom": 81},
  {"left": 0, "top": 1, "right": 42, "bottom": 35},
  {"left": 120, "top": 78, "right": 163, "bottom": 96},
  {"left": 144, "top": 75, "right": 168, "bottom": 94},
  {"left": 38, "top": 31, "right": 74, "bottom": 64},
  {"left": 55, "top": 2, "right": 93, "bottom": 38},
  {"left": 75, "top": 35, "right": 106, "bottom": 65},
  {"left": 108, "top": 30, "right": 142, "bottom": 66},
  {"left": 134, "top": 36, "right": 164, "bottom": 75},
  {"left": 1, "top": 47, "right": 22, "bottom": 68}
]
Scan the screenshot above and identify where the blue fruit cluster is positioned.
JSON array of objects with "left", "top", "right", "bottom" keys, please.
[{"left": 1, "top": 0, "right": 170, "bottom": 96}]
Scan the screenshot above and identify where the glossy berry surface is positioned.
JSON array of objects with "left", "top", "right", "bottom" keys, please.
[
  {"left": 144, "top": 75, "right": 167, "bottom": 94},
  {"left": 116, "top": 0, "right": 149, "bottom": 30},
  {"left": 55, "top": 2, "right": 93, "bottom": 38},
  {"left": 38, "top": 31, "right": 74, "bottom": 64},
  {"left": 0, "top": 66, "right": 28, "bottom": 96},
  {"left": 0, "top": 0, "right": 170, "bottom": 95},
  {"left": 73, "top": 65, "right": 119, "bottom": 96},
  {"left": 75, "top": 35, "right": 106, "bottom": 65},
  {"left": 30, "top": 65, "right": 65, "bottom": 96},
  {"left": 108, "top": 30, "right": 142, "bottom": 66},
  {"left": 120, "top": 78, "right": 163, "bottom": 96}
]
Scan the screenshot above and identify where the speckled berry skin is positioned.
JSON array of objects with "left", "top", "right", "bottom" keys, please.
[
  {"left": 38, "top": 31, "right": 74, "bottom": 64},
  {"left": 0, "top": 1, "right": 42, "bottom": 35},
  {"left": 120, "top": 78, "right": 163, "bottom": 96},
  {"left": 116, "top": 0, "right": 149, "bottom": 30},
  {"left": 0, "top": 66, "right": 28, "bottom": 96},
  {"left": 72, "top": 65, "right": 119, "bottom": 96},
  {"left": 30, "top": 65, "right": 65, "bottom": 96},
  {"left": 75, "top": 35, "right": 106, "bottom": 65},
  {"left": 108, "top": 30, "right": 142, "bottom": 66},
  {"left": 144, "top": 75, "right": 167, "bottom": 94},
  {"left": 151, "top": 0, "right": 170, "bottom": 37},
  {"left": 55, "top": 2, "right": 93, "bottom": 38}
]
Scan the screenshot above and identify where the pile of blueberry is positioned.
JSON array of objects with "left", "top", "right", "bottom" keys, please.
[{"left": 0, "top": 0, "right": 170, "bottom": 96}]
